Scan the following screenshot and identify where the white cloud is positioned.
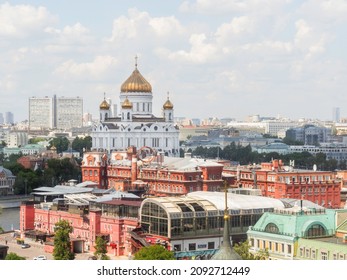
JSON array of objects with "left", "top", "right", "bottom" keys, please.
[
  {"left": 299, "top": 0, "right": 347, "bottom": 24},
  {"left": 0, "top": 74, "right": 16, "bottom": 91},
  {"left": 0, "top": 2, "right": 56, "bottom": 38},
  {"left": 108, "top": 8, "right": 186, "bottom": 43},
  {"left": 180, "top": 0, "right": 292, "bottom": 15},
  {"left": 54, "top": 55, "right": 119, "bottom": 80}
]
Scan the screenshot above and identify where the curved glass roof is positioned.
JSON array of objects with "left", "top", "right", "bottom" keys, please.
[{"left": 142, "top": 191, "right": 286, "bottom": 216}]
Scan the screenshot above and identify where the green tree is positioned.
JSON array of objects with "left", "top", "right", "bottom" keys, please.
[
  {"left": 234, "top": 240, "right": 269, "bottom": 260},
  {"left": 5, "top": 252, "right": 26, "bottom": 260},
  {"left": 94, "top": 236, "right": 110, "bottom": 260},
  {"left": 72, "top": 136, "right": 92, "bottom": 155},
  {"left": 49, "top": 137, "right": 70, "bottom": 154},
  {"left": 28, "top": 137, "right": 46, "bottom": 144},
  {"left": 134, "top": 245, "right": 175, "bottom": 260},
  {"left": 53, "top": 220, "right": 75, "bottom": 260}
]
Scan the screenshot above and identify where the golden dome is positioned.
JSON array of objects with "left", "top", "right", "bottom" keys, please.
[
  {"left": 99, "top": 99, "right": 110, "bottom": 110},
  {"left": 120, "top": 64, "right": 152, "bottom": 93},
  {"left": 163, "top": 98, "right": 174, "bottom": 110},
  {"left": 122, "top": 97, "right": 133, "bottom": 109}
]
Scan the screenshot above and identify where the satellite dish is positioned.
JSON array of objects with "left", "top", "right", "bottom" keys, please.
[{"left": 313, "top": 164, "right": 317, "bottom": 171}]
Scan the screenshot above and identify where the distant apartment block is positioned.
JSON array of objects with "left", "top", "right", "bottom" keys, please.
[
  {"left": 29, "top": 95, "right": 83, "bottom": 130},
  {"left": 6, "top": 131, "right": 28, "bottom": 148},
  {"left": 4, "top": 112, "right": 14, "bottom": 124},
  {"left": 0, "top": 113, "right": 3, "bottom": 125},
  {"left": 333, "top": 107, "right": 341, "bottom": 123},
  {"left": 286, "top": 125, "right": 331, "bottom": 145}
]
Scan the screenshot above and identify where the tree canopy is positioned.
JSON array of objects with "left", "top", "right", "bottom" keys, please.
[
  {"left": 133, "top": 245, "right": 175, "bottom": 260},
  {"left": 53, "top": 219, "right": 75, "bottom": 260},
  {"left": 186, "top": 142, "right": 346, "bottom": 171},
  {"left": 234, "top": 240, "right": 269, "bottom": 260},
  {"left": 94, "top": 236, "right": 110, "bottom": 260},
  {"left": 5, "top": 252, "right": 26, "bottom": 260}
]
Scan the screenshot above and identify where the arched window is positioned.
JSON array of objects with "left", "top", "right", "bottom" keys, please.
[
  {"left": 169, "top": 112, "right": 172, "bottom": 120},
  {"left": 105, "top": 113, "right": 108, "bottom": 119},
  {"left": 127, "top": 112, "right": 130, "bottom": 120},
  {"left": 305, "top": 224, "right": 326, "bottom": 237},
  {"left": 265, "top": 223, "right": 279, "bottom": 234}
]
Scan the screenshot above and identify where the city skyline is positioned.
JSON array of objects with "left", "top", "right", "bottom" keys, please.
[{"left": 1, "top": 1, "right": 347, "bottom": 123}]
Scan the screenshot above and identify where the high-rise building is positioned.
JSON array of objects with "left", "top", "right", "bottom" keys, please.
[
  {"left": 4, "top": 112, "right": 14, "bottom": 124},
  {"left": 29, "top": 95, "right": 83, "bottom": 130},
  {"left": 333, "top": 107, "right": 340, "bottom": 123},
  {"left": 55, "top": 97, "right": 83, "bottom": 130},
  {"left": 0, "top": 113, "right": 4, "bottom": 125},
  {"left": 29, "top": 96, "right": 54, "bottom": 129}
]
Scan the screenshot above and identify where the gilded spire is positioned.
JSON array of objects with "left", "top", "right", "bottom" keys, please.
[{"left": 211, "top": 181, "right": 242, "bottom": 260}]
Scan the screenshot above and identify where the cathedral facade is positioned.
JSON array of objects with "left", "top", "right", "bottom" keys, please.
[{"left": 91, "top": 61, "right": 180, "bottom": 157}]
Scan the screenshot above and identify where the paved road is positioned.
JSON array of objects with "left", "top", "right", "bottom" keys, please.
[{"left": 0, "top": 232, "right": 124, "bottom": 260}]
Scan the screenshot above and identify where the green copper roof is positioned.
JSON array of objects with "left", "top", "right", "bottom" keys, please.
[{"left": 248, "top": 208, "right": 336, "bottom": 238}]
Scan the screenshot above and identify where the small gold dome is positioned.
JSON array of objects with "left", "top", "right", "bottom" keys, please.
[
  {"left": 99, "top": 99, "right": 110, "bottom": 110},
  {"left": 163, "top": 98, "right": 174, "bottom": 110},
  {"left": 122, "top": 97, "right": 133, "bottom": 109},
  {"left": 121, "top": 66, "right": 152, "bottom": 93}
]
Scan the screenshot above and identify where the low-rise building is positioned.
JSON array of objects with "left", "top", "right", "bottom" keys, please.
[
  {"left": 224, "top": 159, "right": 341, "bottom": 208},
  {"left": 248, "top": 207, "right": 347, "bottom": 260},
  {"left": 82, "top": 146, "right": 226, "bottom": 196},
  {"left": 20, "top": 187, "right": 141, "bottom": 257},
  {"left": 0, "top": 166, "right": 16, "bottom": 196},
  {"left": 130, "top": 191, "right": 288, "bottom": 259}
]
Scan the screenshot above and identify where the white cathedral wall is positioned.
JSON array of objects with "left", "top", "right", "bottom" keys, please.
[{"left": 92, "top": 127, "right": 179, "bottom": 155}]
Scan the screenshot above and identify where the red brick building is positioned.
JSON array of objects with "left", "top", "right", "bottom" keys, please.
[
  {"left": 223, "top": 159, "right": 341, "bottom": 208},
  {"left": 20, "top": 193, "right": 141, "bottom": 257},
  {"left": 81, "top": 147, "right": 227, "bottom": 196}
]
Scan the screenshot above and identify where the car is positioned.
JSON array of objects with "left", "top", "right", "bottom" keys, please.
[
  {"left": 21, "top": 243, "right": 31, "bottom": 249},
  {"left": 33, "top": 255, "right": 47, "bottom": 260}
]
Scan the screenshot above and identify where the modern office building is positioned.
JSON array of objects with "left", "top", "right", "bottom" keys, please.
[
  {"left": 285, "top": 124, "right": 331, "bottom": 146},
  {"left": 29, "top": 95, "right": 83, "bottom": 130},
  {"left": 55, "top": 97, "right": 83, "bottom": 130},
  {"left": 333, "top": 107, "right": 341, "bottom": 123},
  {"left": 4, "top": 112, "right": 14, "bottom": 125}
]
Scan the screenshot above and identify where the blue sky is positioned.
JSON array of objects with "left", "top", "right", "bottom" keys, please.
[{"left": 1, "top": 0, "right": 347, "bottom": 123}]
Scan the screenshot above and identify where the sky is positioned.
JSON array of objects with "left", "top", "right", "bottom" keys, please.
[{"left": 1, "top": 0, "right": 347, "bottom": 123}]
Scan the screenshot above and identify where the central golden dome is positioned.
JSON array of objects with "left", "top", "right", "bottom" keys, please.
[{"left": 120, "top": 66, "right": 152, "bottom": 93}]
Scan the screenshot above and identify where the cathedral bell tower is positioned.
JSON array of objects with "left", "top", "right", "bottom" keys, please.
[
  {"left": 121, "top": 97, "right": 133, "bottom": 122},
  {"left": 162, "top": 92, "right": 174, "bottom": 122},
  {"left": 99, "top": 93, "right": 110, "bottom": 122}
]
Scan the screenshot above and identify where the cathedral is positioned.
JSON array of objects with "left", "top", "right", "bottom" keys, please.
[{"left": 91, "top": 59, "right": 180, "bottom": 157}]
